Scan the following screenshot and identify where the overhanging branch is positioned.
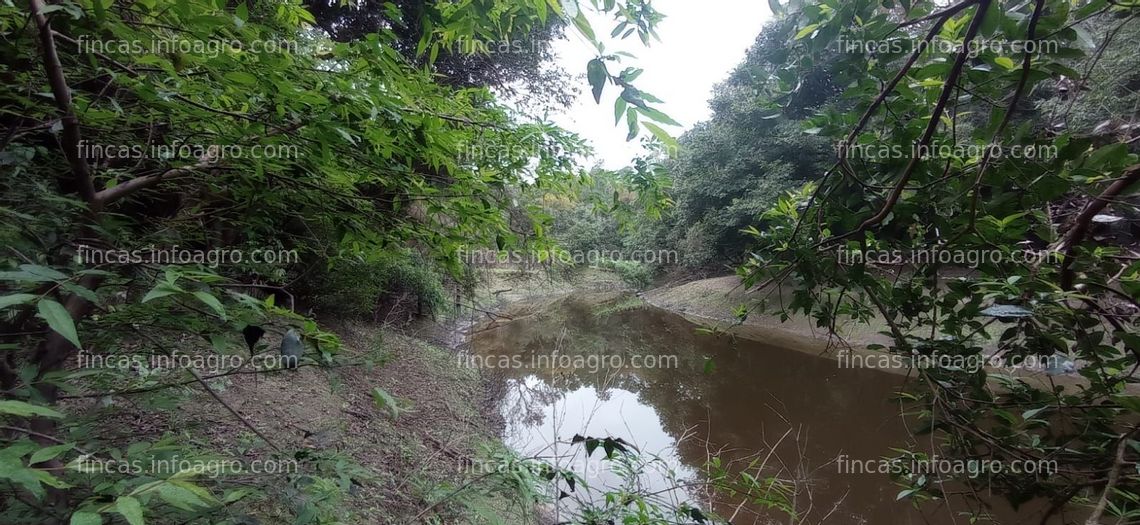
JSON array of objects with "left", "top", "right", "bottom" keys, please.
[
  {"left": 822, "top": 0, "right": 993, "bottom": 248},
  {"left": 1054, "top": 164, "right": 1140, "bottom": 290}
]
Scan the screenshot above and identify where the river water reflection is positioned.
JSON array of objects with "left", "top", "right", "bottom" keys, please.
[{"left": 469, "top": 294, "right": 1040, "bottom": 524}]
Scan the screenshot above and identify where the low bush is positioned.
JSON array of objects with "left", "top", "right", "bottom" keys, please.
[
  {"left": 597, "top": 259, "right": 654, "bottom": 290},
  {"left": 304, "top": 251, "right": 448, "bottom": 322}
]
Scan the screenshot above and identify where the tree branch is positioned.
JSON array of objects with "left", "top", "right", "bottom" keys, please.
[
  {"left": 899, "top": 0, "right": 980, "bottom": 28},
  {"left": 93, "top": 159, "right": 215, "bottom": 207},
  {"left": 29, "top": 0, "right": 97, "bottom": 210},
  {"left": 1053, "top": 164, "right": 1140, "bottom": 290},
  {"left": 1085, "top": 427, "right": 1138, "bottom": 525},
  {"left": 823, "top": 0, "right": 992, "bottom": 247},
  {"left": 841, "top": 1, "right": 972, "bottom": 148}
]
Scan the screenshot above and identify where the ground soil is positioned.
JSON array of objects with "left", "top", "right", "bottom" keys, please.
[{"left": 67, "top": 317, "right": 530, "bottom": 524}]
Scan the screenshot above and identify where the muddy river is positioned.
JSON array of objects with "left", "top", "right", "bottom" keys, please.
[{"left": 469, "top": 293, "right": 1044, "bottom": 524}]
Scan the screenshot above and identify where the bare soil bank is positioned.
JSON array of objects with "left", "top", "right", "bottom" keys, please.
[
  {"left": 642, "top": 274, "right": 891, "bottom": 353},
  {"left": 640, "top": 274, "right": 1100, "bottom": 393},
  {"left": 68, "top": 321, "right": 530, "bottom": 524}
]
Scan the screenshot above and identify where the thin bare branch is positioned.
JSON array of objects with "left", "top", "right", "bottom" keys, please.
[{"left": 1053, "top": 164, "right": 1140, "bottom": 290}]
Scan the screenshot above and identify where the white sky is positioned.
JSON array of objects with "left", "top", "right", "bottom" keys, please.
[{"left": 549, "top": 1, "right": 772, "bottom": 169}]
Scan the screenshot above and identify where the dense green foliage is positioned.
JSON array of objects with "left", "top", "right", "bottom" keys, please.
[
  {"left": 533, "top": 167, "right": 670, "bottom": 288},
  {"left": 306, "top": 0, "right": 576, "bottom": 112},
  {"left": 555, "top": 0, "right": 1140, "bottom": 521},
  {"left": 299, "top": 249, "right": 449, "bottom": 322},
  {"left": 663, "top": 19, "right": 836, "bottom": 269},
  {"left": 737, "top": 0, "right": 1140, "bottom": 521}
]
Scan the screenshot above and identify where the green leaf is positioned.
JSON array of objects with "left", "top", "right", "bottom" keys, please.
[
  {"left": 620, "top": 87, "right": 648, "bottom": 109},
  {"left": 1086, "top": 143, "right": 1128, "bottom": 169},
  {"left": 222, "top": 488, "right": 255, "bottom": 504},
  {"left": 0, "top": 294, "right": 37, "bottom": 310},
  {"left": 223, "top": 71, "right": 257, "bottom": 85},
  {"left": 142, "top": 283, "right": 183, "bottom": 303},
  {"left": 602, "top": 439, "right": 616, "bottom": 458},
  {"left": 613, "top": 96, "right": 628, "bottom": 125},
  {"left": 618, "top": 67, "right": 643, "bottom": 82},
  {"left": 0, "top": 270, "right": 56, "bottom": 282},
  {"left": 587, "top": 58, "right": 608, "bottom": 104},
  {"left": 0, "top": 400, "right": 65, "bottom": 419},
  {"left": 191, "top": 291, "right": 227, "bottom": 319},
  {"left": 335, "top": 128, "right": 358, "bottom": 146},
  {"left": 19, "top": 264, "right": 67, "bottom": 281},
  {"left": 115, "top": 496, "right": 144, "bottom": 525},
  {"left": 370, "top": 387, "right": 405, "bottom": 419},
  {"left": 1074, "top": 0, "right": 1108, "bottom": 18},
  {"left": 30, "top": 443, "right": 74, "bottom": 464},
  {"left": 573, "top": 12, "right": 596, "bottom": 44},
  {"left": 37, "top": 299, "right": 81, "bottom": 349},
  {"left": 794, "top": 23, "right": 819, "bottom": 40},
  {"left": 169, "top": 479, "right": 220, "bottom": 504},
  {"left": 642, "top": 121, "right": 678, "bottom": 151},
  {"left": 610, "top": 21, "right": 629, "bottom": 38},
  {"left": 61, "top": 283, "right": 98, "bottom": 303},
  {"left": 560, "top": 0, "right": 578, "bottom": 19},
  {"left": 0, "top": 458, "right": 49, "bottom": 498},
  {"left": 636, "top": 106, "right": 680, "bottom": 127},
  {"left": 979, "top": 0, "right": 1002, "bottom": 37},
  {"left": 159, "top": 482, "right": 212, "bottom": 510},
  {"left": 69, "top": 512, "right": 102, "bottom": 525},
  {"left": 1114, "top": 395, "right": 1140, "bottom": 413}
]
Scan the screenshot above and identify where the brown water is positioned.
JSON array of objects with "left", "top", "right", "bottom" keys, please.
[{"left": 469, "top": 294, "right": 1049, "bottom": 524}]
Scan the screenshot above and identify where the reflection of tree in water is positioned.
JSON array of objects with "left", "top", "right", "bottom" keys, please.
[
  {"left": 473, "top": 296, "right": 729, "bottom": 464},
  {"left": 474, "top": 295, "right": 968, "bottom": 524},
  {"left": 499, "top": 377, "right": 559, "bottom": 430},
  {"left": 472, "top": 295, "right": 717, "bottom": 437}
]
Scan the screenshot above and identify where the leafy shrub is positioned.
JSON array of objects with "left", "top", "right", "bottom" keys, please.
[
  {"left": 597, "top": 259, "right": 654, "bottom": 289},
  {"left": 557, "top": 205, "right": 624, "bottom": 257},
  {"left": 677, "top": 222, "right": 719, "bottom": 269},
  {"left": 304, "top": 251, "right": 448, "bottom": 322}
]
